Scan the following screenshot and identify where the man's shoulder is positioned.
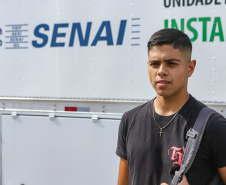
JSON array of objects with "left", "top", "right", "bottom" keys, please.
[
  {"left": 207, "top": 110, "right": 226, "bottom": 128},
  {"left": 179, "top": 95, "right": 205, "bottom": 120},
  {"left": 189, "top": 94, "right": 226, "bottom": 124},
  {"left": 122, "top": 99, "right": 153, "bottom": 120},
  {"left": 189, "top": 95, "right": 226, "bottom": 125},
  {"left": 192, "top": 96, "right": 226, "bottom": 136},
  {"left": 189, "top": 95, "right": 206, "bottom": 108}
]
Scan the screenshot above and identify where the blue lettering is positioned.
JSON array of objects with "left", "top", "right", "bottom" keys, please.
[
  {"left": 117, "top": 20, "right": 127, "bottom": 45},
  {"left": 12, "top": 32, "right": 21, "bottom": 36},
  {"left": 69, "top": 22, "right": 92, "bottom": 47},
  {"left": 0, "top": 28, "right": 2, "bottom": 35},
  {"left": 32, "top": 24, "right": 49, "bottom": 48},
  {"left": 51, "top": 23, "right": 69, "bottom": 47},
  {"left": 32, "top": 20, "right": 127, "bottom": 48},
  {"left": 13, "top": 43, "right": 19, "bottom": 48},
  {"left": 10, "top": 37, "right": 23, "bottom": 42},
  {"left": 0, "top": 40, "right": 2, "bottom": 46},
  {"left": 91, "top": 21, "right": 114, "bottom": 46},
  {"left": 12, "top": 26, "right": 21, "bottom": 30}
]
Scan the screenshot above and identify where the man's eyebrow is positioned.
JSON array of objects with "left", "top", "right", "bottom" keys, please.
[
  {"left": 149, "top": 59, "right": 159, "bottom": 63},
  {"left": 148, "top": 58, "right": 181, "bottom": 63},
  {"left": 164, "top": 58, "right": 181, "bottom": 62}
]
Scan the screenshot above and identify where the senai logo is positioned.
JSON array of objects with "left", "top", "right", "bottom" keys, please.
[{"left": 32, "top": 20, "right": 127, "bottom": 48}]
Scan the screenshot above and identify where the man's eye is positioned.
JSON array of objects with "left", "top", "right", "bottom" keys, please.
[
  {"left": 168, "top": 62, "right": 177, "bottom": 65},
  {"left": 150, "top": 62, "right": 159, "bottom": 66}
]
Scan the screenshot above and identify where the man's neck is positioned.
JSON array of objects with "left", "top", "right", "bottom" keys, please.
[{"left": 154, "top": 93, "right": 190, "bottom": 116}]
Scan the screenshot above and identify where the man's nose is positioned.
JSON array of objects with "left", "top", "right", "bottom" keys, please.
[{"left": 157, "top": 63, "right": 168, "bottom": 76}]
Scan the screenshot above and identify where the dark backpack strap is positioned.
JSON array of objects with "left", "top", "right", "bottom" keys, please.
[{"left": 170, "top": 107, "right": 215, "bottom": 185}]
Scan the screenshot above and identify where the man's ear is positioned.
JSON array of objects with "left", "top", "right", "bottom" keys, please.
[{"left": 188, "top": 60, "right": 196, "bottom": 77}]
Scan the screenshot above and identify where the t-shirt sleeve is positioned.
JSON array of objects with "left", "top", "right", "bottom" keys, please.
[
  {"left": 116, "top": 112, "right": 128, "bottom": 160},
  {"left": 207, "top": 113, "right": 226, "bottom": 168}
]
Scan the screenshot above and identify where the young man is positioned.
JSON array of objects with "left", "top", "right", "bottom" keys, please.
[{"left": 116, "top": 29, "right": 226, "bottom": 185}]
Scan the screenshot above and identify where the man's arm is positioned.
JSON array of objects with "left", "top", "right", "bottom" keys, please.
[
  {"left": 117, "top": 158, "right": 129, "bottom": 185},
  {"left": 218, "top": 167, "right": 226, "bottom": 184}
]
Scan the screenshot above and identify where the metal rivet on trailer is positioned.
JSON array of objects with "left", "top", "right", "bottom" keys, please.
[
  {"left": 212, "top": 92, "right": 215, "bottom": 95},
  {"left": 12, "top": 112, "right": 17, "bottom": 119},
  {"left": 92, "top": 115, "right": 99, "bottom": 121},
  {"left": 213, "top": 56, "right": 216, "bottom": 60},
  {"left": 212, "top": 79, "right": 215, "bottom": 82},
  {"left": 213, "top": 43, "right": 216, "bottom": 47},
  {"left": 53, "top": 105, "right": 56, "bottom": 112},
  {"left": 102, "top": 105, "right": 105, "bottom": 112},
  {"left": 49, "top": 113, "right": 55, "bottom": 120},
  {"left": 130, "top": 3, "right": 133, "bottom": 6},
  {"left": 213, "top": 68, "right": 216, "bottom": 72}
]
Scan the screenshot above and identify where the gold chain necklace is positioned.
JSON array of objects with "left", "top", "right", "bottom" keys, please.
[{"left": 152, "top": 104, "right": 181, "bottom": 137}]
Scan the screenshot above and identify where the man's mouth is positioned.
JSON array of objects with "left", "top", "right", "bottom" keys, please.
[
  {"left": 156, "top": 80, "right": 171, "bottom": 87},
  {"left": 158, "top": 82, "right": 169, "bottom": 84}
]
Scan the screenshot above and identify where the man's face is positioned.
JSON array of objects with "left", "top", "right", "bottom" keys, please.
[{"left": 147, "top": 44, "right": 195, "bottom": 99}]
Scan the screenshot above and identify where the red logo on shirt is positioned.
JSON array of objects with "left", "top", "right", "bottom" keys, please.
[{"left": 168, "top": 146, "right": 185, "bottom": 166}]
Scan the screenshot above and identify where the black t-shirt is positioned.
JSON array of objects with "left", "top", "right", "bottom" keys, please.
[{"left": 116, "top": 95, "right": 226, "bottom": 185}]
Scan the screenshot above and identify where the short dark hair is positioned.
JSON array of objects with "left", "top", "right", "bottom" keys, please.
[{"left": 147, "top": 29, "right": 192, "bottom": 53}]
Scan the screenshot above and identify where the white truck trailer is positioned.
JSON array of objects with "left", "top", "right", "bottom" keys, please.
[{"left": 0, "top": 0, "right": 226, "bottom": 185}]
